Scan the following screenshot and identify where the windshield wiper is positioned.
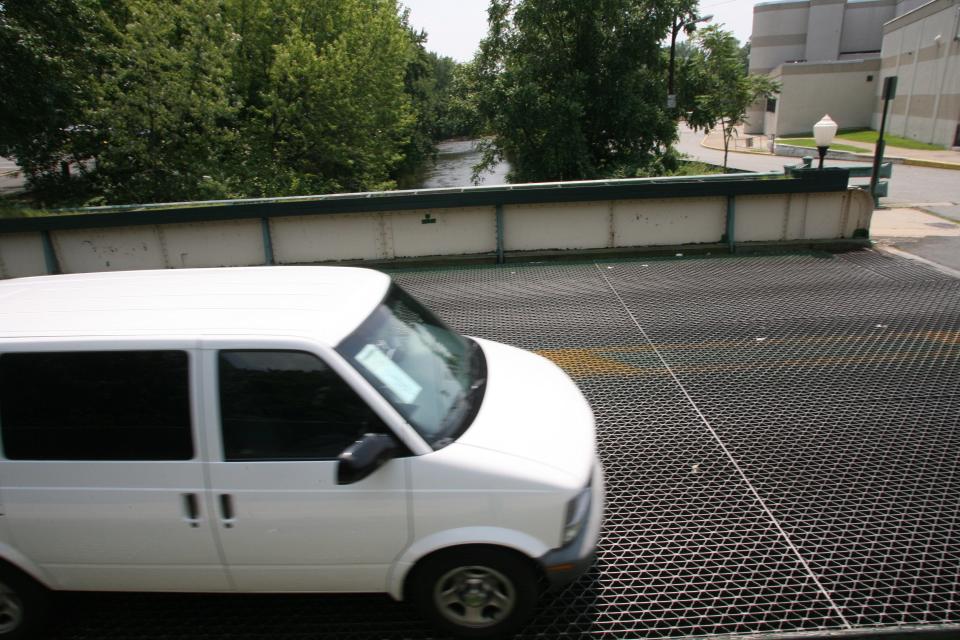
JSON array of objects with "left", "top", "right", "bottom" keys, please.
[{"left": 432, "top": 339, "right": 487, "bottom": 449}]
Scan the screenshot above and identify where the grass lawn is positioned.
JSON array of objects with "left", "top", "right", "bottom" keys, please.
[
  {"left": 674, "top": 160, "right": 726, "bottom": 175},
  {"left": 838, "top": 129, "right": 944, "bottom": 151},
  {"left": 778, "top": 138, "right": 866, "bottom": 153}
]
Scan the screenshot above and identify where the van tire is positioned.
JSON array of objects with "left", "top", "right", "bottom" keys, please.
[
  {"left": 409, "top": 547, "right": 538, "bottom": 638},
  {"left": 0, "top": 564, "right": 48, "bottom": 640}
]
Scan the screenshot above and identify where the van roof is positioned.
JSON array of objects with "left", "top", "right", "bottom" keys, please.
[{"left": 0, "top": 267, "right": 392, "bottom": 344}]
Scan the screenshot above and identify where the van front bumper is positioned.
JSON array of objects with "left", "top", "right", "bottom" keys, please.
[{"left": 538, "top": 463, "right": 604, "bottom": 588}]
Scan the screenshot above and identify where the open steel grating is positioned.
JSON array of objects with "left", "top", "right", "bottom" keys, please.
[{"left": 48, "top": 249, "right": 960, "bottom": 640}]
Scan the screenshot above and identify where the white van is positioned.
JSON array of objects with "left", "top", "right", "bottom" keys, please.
[{"left": 0, "top": 266, "right": 603, "bottom": 639}]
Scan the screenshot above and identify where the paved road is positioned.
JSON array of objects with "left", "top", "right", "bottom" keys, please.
[
  {"left": 0, "top": 157, "right": 24, "bottom": 195},
  {"left": 676, "top": 125, "right": 959, "bottom": 207}
]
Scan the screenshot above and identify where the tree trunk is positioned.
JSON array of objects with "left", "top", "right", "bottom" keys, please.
[{"left": 721, "top": 120, "right": 730, "bottom": 172}]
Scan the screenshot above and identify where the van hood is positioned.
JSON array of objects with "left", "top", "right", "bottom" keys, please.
[{"left": 451, "top": 337, "right": 597, "bottom": 485}]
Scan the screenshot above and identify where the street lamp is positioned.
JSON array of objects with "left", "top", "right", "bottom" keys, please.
[
  {"left": 813, "top": 114, "right": 838, "bottom": 169},
  {"left": 667, "top": 13, "right": 713, "bottom": 109}
]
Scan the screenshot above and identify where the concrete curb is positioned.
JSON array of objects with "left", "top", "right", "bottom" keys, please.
[
  {"left": 698, "top": 137, "right": 772, "bottom": 155},
  {"left": 776, "top": 143, "right": 878, "bottom": 163},
  {"left": 901, "top": 158, "right": 960, "bottom": 170},
  {"left": 775, "top": 143, "right": 960, "bottom": 171}
]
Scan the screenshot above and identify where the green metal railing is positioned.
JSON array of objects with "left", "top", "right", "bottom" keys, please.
[{"left": 786, "top": 156, "right": 891, "bottom": 205}]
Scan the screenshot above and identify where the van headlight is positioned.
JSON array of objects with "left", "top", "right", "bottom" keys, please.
[{"left": 562, "top": 485, "right": 592, "bottom": 546}]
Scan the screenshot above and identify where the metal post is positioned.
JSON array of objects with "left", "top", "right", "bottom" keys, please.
[
  {"left": 40, "top": 230, "right": 61, "bottom": 274},
  {"left": 871, "top": 76, "right": 897, "bottom": 208},
  {"left": 495, "top": 204, "right": 505, "bottom": 264},
  {"left": 260, "top": 218, "right": 275, "bottom": 265},
  {"left": 726, "top": 195, "right": 736, "bottom": 254},
  {"left": 667, "top": 19, "right": 680, "bottom": 110}
]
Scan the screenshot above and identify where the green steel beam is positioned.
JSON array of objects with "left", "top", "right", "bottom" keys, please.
[
  {"left": 40, "top": 230, "right": 61, "bottom": 274},
  {"left": 495, "top": 204, "right": 505, "bottom": 264},
  {"left": 260, "top": 218, "right": 275, "bottom": 265},
  {"left": 726, "top": 195, "right": 736, "bottom": 254}
]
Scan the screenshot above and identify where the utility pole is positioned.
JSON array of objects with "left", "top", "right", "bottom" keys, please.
[
  {"left": 667, "top": 14, "right": 712, "bottom": 111},
  {"left": 870, "top": 76, "right": 897, "bottom": 207}
]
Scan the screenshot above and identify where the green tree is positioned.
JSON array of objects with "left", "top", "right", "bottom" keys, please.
[
  {"left": 85, "top": 0, "right": 239, "bottom": 203},
  {"left": 226, "top": 0, "right": 415, "bottom": 196},
  {"left": 681, "top": 26, "right": 779, "bottom": 170},
  {"left": 394, "top": 37, "right": 456, "bottom": 187},
  {"left": 475, "top": 0, "right": 686, "bottom": 183},
  {"left": 0, "top": 0, "right": 123, "bottom": 194},
  {"left": 4, "top": 0, "right": 427, "bottom": 205},
  {"left": 437, "top": 60, "right": 484, "bottom": 140},
  {"left": 739, "top": 40, "right": 751, "bottom": 72}
]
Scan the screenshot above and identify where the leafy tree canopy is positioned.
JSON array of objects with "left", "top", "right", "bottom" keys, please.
[
  {"left": 474, "top": 0, "right": 691, "bottom": 183},
  {"left": 1, "top": 0, "right": 422, "bottom": 204},
  {"left": 87, "top": 0, "right": 239, "bottom": 204},
  {"left": 0, "top": 0, "right": 123, "bottom": 189}
]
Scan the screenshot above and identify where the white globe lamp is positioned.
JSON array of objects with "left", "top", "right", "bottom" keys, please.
[{"left": 813, "top": 115, "right": 838, "bottom": 169}]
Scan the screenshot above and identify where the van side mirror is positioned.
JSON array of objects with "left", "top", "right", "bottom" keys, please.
[{"left": 337, "top": 433, "right": 398, "bottom": 485}]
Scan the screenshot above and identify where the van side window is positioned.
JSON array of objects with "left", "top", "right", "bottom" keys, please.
[
  {"left": 0, "top": 351, "right": 193, "bottom": 460},
  {"left": 218, "top": 351, "right": 387, "bottom": 461}
]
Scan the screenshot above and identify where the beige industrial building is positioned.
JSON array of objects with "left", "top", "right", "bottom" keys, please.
[{"left": 746, "top": 0, "right": 959, "bottom": 148}]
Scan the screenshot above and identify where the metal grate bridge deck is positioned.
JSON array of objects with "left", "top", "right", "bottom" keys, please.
[{"left": 48, "top": 249, "right": 960, "bottom": 640}]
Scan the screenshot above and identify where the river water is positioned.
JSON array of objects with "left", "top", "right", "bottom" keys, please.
[{"left": 415, "top": 139, "right": 511, "bottom": 189}]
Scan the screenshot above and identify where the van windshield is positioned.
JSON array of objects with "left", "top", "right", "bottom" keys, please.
[{"left": 336, "top": 284, "right": 485, "bottom": 449}]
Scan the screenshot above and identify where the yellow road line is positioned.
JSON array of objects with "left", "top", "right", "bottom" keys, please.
[{"left": 535, "top": 333, "right": 960, "bottom": 378}]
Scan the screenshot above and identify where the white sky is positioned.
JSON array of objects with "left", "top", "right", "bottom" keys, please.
[{"left": 401, "top": 0, "right": 758, "bottom": 63}]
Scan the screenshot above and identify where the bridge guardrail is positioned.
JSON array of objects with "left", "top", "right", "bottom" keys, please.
[{"left": 0, "top": 169, "right": 873, "bottom": 279}]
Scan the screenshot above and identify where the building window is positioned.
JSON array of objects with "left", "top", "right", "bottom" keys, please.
[
  {"left": 766, "top": 97, "right": 777, "bottom": 113},
  {"left": 867, "top": 75, "right": 874, "bottom": 82},
  {"left": 0, "top": 351, "right": 193, "bottom": 460}
]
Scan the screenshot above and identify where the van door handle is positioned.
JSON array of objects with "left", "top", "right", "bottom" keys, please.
[
  {"left": 219, "top": 494, "right": 236, "bottom": 528},
  {"left": 182, "top": 493, "right": 200, "bottom": 528}
]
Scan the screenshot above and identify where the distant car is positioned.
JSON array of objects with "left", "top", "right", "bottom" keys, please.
[{"left": 0, "top": 266, "right": 603, "bottom": 638}]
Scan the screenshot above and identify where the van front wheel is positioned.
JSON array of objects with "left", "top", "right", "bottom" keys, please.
[
  {"left": 411, "top": 547, "right": 538, "bottom": 638},
  {"left": 0, "top": 566, "right": 48, "bottom": 640}
]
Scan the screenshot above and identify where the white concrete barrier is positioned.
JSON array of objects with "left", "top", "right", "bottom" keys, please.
[{"left": 0, "top": 173, "right": 874, "bottom": 279}]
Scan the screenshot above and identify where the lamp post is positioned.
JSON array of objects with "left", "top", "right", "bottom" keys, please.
[
  {"left": 667, "top": 13, "right": 712, "bottom": 109},
  {"left": 813, "top": 114, "right": 838, "bottom": 169}
]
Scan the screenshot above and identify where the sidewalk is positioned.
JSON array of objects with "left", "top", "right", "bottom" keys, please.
[
  {"left": 871, "top": 206, "right": 960, "bottom": 276},
  {"left": 700, "top": 126, "right": 960, "bottom": 170}
]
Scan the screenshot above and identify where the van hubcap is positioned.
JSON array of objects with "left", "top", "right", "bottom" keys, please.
[
  {"left": 0, "top": 581, "right": 23, "bottom": 633},
  {"left": 434, "top": 566, "right": 515, "bottom": 628}
]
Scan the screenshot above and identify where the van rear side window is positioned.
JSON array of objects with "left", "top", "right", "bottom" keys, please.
[{"left": 0, "top": 351, "right": 193, "bottom": 460}]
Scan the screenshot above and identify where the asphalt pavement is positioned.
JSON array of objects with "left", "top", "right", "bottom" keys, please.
[
  {"left": 675, "top": 125, "right": 959, "bottom": 208},
  {"left": 0, "top": 157, "right": 24, "bottom": 196}
]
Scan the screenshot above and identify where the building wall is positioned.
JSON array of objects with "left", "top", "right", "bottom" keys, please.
[
  {"left": 896, "top": 0, "right": 929, "bottom": 16},
  {"left": 769, "top": 59, "right": 883, "bottom": 135},
  {"left": 750, "top": 0, "right": 894, "bottom": 72},
  {"left": 805, "top": 0, "right": 847, "bottom": 61},
  {"left": 747, "top": 0, "right": 893, "bottom": 133},
  {"left": 840, "top": 0, "right": 898, "bottom": 54},
  {"left": 874, "top": 0, "right": 960, "bottom": 146},
  {"left": 750, "top": 1, "right": 812, "bottom": 76}
]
